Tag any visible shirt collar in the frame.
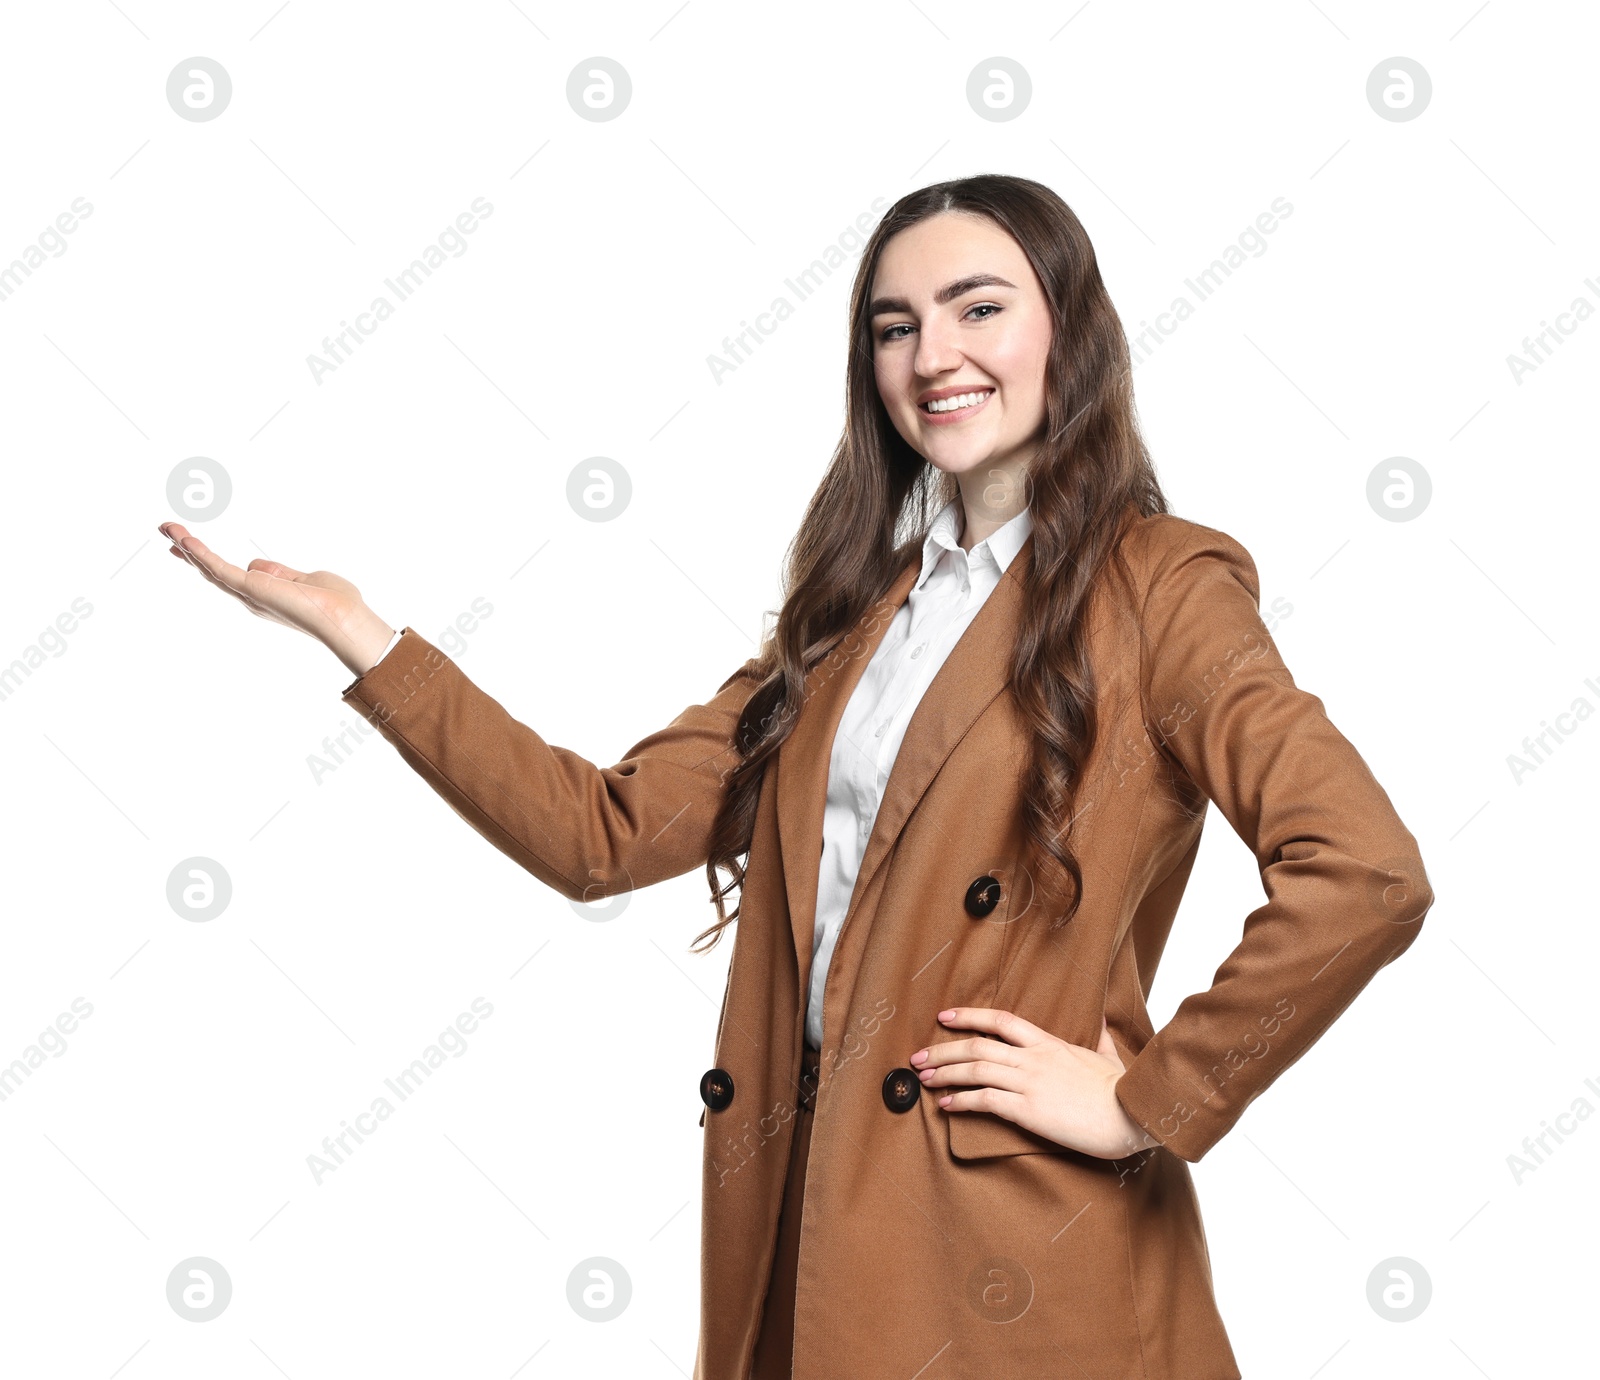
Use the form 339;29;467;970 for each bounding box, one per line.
916;498;1033;590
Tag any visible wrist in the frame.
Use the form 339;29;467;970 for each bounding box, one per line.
1107;1075;1162;1156
340;606;398;679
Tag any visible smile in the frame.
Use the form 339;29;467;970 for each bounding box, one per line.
918;388;994;423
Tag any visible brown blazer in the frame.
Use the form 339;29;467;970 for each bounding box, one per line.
341;510;1433;1380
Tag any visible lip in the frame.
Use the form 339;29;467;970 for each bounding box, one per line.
917;385;994;425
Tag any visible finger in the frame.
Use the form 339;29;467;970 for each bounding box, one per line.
171;528;244;589
175;533;279;605
247;557;308;580
915;1035;1014;1068
918;1058;1028;1094
176;541;274;617
937;1007;1044;1046
936;1086;1031;1118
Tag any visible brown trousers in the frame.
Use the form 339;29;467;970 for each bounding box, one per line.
748;1044;822;1379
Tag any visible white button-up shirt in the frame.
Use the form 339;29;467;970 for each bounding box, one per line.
806;497;1033;1048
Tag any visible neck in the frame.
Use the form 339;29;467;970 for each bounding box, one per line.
955;458;1030;552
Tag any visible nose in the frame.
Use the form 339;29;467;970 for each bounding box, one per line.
912;315;964;381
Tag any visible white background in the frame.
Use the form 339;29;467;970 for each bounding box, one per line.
0;1;1593;1375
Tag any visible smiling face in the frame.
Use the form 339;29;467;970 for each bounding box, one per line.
870;210;1053;518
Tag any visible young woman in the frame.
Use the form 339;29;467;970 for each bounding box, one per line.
159;174;1432;1380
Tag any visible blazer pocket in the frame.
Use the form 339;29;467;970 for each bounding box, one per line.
946;1106;1067;1160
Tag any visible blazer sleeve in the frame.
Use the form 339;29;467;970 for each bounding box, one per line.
1111;519;1434;1162
340;628;766;900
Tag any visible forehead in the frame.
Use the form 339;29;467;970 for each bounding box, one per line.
870;211;1032;297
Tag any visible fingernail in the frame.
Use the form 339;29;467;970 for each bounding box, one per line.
937;1010;955;1021
910;1049;927;1065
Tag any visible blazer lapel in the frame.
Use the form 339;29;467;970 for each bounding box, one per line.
776;533;1033;999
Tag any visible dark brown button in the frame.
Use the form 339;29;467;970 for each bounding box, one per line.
883;1067;921;1113
965;875;1002;918
700;1067;734;1111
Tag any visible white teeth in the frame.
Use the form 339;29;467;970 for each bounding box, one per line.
923;389;991;413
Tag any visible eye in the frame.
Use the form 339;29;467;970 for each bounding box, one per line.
877;302;1002;343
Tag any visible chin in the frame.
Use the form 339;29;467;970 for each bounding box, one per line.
923;447;999;476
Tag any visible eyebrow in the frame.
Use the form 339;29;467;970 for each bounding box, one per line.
868;273;1018;317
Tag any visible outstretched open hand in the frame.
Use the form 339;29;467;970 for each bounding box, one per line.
911;1007;1161;1160
158;521;393;677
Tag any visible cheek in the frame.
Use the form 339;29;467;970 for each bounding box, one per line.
992;323;1051;405
873;352;899;396
874;357;910;415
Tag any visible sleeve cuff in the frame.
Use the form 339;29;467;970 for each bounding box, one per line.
341;625;407;697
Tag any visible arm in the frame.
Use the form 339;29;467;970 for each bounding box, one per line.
341;628;766;900
1111;519;1434;1162
151;522;762;897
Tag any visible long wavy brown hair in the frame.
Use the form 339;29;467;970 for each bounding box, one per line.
691;173;1169;953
